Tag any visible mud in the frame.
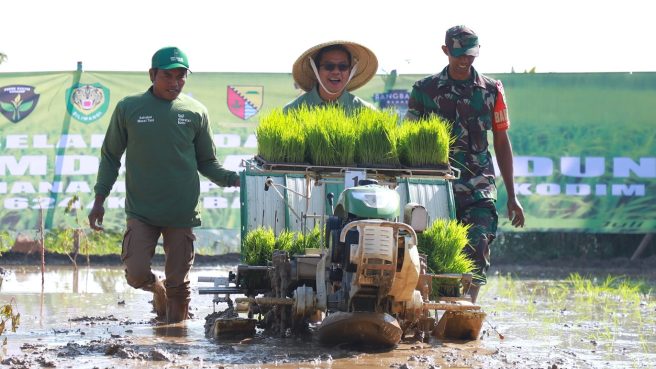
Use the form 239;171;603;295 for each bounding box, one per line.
0;258;654;369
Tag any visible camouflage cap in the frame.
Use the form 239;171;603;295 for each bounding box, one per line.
445;25;480;57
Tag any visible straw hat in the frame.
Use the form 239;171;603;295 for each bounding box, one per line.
292;40;378;92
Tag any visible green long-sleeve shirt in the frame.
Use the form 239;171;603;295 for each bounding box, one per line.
94;88;238;227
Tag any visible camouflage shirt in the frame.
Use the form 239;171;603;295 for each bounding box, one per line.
406;66;510;207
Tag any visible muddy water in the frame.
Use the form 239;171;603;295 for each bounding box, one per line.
0;265;654;369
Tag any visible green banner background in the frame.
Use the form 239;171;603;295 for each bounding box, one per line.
1;71;654;237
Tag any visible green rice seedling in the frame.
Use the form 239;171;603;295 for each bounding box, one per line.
354;108;400;167
301;106;357;166
398;116;452;167
290;226;322;255
242;227;276;265
275;229;295;253
418;218;474;274
418;219;475;297
256;108;306;163
566;273;648;304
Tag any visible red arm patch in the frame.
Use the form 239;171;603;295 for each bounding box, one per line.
493;80;510;131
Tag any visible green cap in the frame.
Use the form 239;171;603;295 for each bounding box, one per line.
445;25;480;57
151;46;189;70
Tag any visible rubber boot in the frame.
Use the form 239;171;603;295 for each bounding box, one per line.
145;279;167;320
166;298;190;323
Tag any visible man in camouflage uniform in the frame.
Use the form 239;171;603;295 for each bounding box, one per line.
405;25;525;303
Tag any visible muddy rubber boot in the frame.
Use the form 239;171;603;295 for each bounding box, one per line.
145;279;167;320
166;298;190;323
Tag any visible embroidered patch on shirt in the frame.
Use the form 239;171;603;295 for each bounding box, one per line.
493;81;510;131
136;115;155;123
177;113;191;125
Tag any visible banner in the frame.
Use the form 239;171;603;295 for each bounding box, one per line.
1;71;654;235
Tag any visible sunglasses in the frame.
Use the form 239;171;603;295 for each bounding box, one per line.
320;63;350;72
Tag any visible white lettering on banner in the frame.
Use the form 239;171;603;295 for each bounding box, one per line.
515;183;645;197
565;184;592;196
58;135;87;148
39;182;64;193
91;134;105;148
595;184;607;196
5;197;28;209
222;155;251;172
561;157;605;177
243;134;257;148
32;197;55;209
107;197;125;209
613;157;656;178
511;156;656;178
6;135;29;148
33;135;54;148
56;155;99;175
213;134;240;148
536;183;561;195
204;197;228;209
200;181;241;193
203;196;241;209
57;197;79;208
514;156;553;177
612;184;645;196
11;182;36;194
65;181;91;193
1;193;240;209
3;133;259;149
111;181;126;193
0;155;47;175
200;181;220;193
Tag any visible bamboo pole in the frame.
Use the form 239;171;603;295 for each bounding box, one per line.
631;234;653;261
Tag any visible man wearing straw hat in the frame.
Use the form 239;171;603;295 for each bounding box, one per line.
406;25;525;303
283;41;378;114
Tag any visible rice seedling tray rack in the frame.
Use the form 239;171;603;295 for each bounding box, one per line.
250;155;458;180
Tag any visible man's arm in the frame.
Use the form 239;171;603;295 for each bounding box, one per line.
404;84;427;121
195;112;240;187
88;194;107;231
492;130;525;228
89;104;127;231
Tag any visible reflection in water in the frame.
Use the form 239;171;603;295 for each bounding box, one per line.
152;322;190;338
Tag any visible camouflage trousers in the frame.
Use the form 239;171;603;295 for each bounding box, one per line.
456;199;498;285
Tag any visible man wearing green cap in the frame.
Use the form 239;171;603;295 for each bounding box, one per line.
406;26;525;303
89;46;240;323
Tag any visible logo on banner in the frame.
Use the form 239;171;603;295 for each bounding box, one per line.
227;85;263;120
65;83;110;124
373;89;410;117
0;85;40;123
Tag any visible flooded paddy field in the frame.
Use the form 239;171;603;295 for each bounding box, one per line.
0;258;654;369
